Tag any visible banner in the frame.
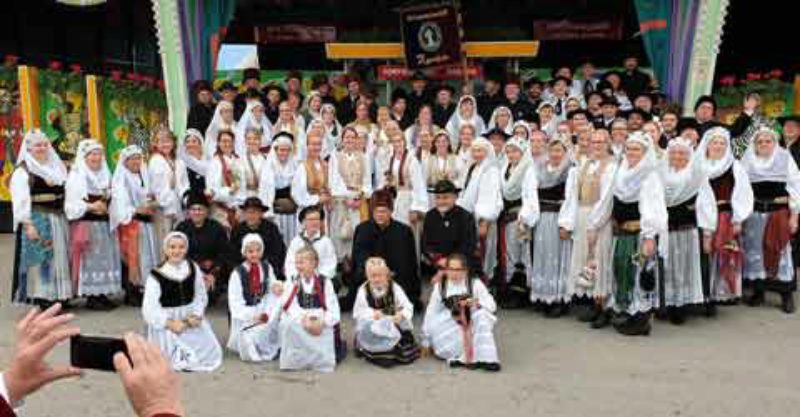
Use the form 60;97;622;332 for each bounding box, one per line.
255;25;337;44
400;5;462;69
634;0;673;90
0;62;23;202
37;64;88;161
376;64;482;81
533;18;623;41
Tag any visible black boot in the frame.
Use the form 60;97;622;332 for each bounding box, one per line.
747;281;766;307
545;302;565;318
590;310;611;329
781;292;796;314
668;306;686;325
704;302;717;317
615;313;651;336
578;303;601;322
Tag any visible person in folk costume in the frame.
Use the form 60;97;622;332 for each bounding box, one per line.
558;129;618;328
379;130;428;227
496;136;533;308
456;136;503;281
235;100;273;156
609;118;629;160
179;129;209;195
10;130;71;307
277;246;344;372
291;129;331;224
537;101;558;139
301;90;324;126
142;231;222;372
421;180;480;278
485;126;511;167
695;127;753;311
110;145;159;306
204;100;237;158
227;233;285;362
487;106;515;137
528;129;549;167
424;130;464;206
64;139;121;310
405;104;437;150
777;115;800;279
511;120;531;143
353;257;420;367
421;253;500;372
412;126;435;169
658;137;717;324
148;128;189;247
372;119;401;190
318;103;342;159
285;205;337;281
455;124;476;170
241;127;268;199
446;95;486;149
519;138;573;317
329;125;373;269
608;132;668;336
260;132;298;248
229;196;287;282
175;192;231;302
741;127;800;314
346;101;379;148
274;101;307;161
206;129;245;231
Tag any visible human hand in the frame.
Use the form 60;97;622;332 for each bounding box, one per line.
791;214;799;235
559;227;571;241
702;234;713;254
732;223;742;236
271;282;284;296
478;221;489;239
114;333;184;417
185;315;201;328
203;274;215;291
166;320;186;334
24;223;40;241
642;238;656;257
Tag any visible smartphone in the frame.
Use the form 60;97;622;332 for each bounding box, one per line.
70;335;129;372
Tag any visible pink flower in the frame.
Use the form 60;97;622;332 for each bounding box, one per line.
49;61;63;71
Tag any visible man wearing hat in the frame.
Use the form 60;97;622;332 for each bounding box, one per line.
484;127;512;166
407;71;433;121
421;180;480;279
235;68;265;120
504;76;536;123
187;79;216;133
432;84;457;128
350;190;421;310
598;95;619;129
524;78;544;110
337;74;362;125
175;192;232;301
390;88;413;130
218;81;238;104
285;70;304;104
230;197;287;282
477;73;505;124
620;53;652;99
311;73;336;106
262;84;286;125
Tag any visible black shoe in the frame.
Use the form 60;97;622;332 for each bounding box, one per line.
704;302;718;317
781;293;796;314
590;311;611;329
577;305;600;322
668;306;686;325
480;362;501;372
545;303;565;318
448;359;466;368
32;298;53;310
615;314;651;336
86;296;115;311
747;281;766;307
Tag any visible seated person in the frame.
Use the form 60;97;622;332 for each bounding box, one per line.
353;257;420;368
142;232;222;372
227;233;284;362
230;197;287;281
285;205;337;280
421;253;500;371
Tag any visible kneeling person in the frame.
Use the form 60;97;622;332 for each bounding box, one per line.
353;257;420;367
227;233;284;362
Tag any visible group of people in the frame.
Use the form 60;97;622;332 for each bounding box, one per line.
10;57;800;374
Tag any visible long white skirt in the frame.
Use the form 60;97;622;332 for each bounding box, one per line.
502;216;529;283
566;206;614;300
227;296;282;362
355;318;403;353
661;228;705;307
14;210;71;302
329;199;363;262
478;221;498;278
273;213;297;249
528;212;572;304
425;308;499;364
146;306;222;372
742;212;794;283
279;312;336;372
75;221;122;296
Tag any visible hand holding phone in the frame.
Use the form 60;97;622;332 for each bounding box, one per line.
70;335;130;372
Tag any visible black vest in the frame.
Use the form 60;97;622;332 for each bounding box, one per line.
667;195;697;230
612;196;640;223
538;182;566;212
236;261;270;306
152;265;196;308
365;283;396;315
30;172;65;210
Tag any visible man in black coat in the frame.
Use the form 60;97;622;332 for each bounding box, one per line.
186;80;215;133
503;77;536;123
406;71;434;122
421;180;479;277
234;68;264;120
350;190;420;310
229;197;287;282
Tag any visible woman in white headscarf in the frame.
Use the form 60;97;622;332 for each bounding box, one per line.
446;95;486;147
235;100;273;156
456;136;502;281
10;130;71;306
301;91;324;126
608;132;667;336
274;101;307;161
204;100;237;157
260;132;299;248
487;106;514;137
110;145;159;306
740;127;800;314
148;128;189;247
318;103;342;159
378;129;428;228
519;137;572;316
658;137;717;325
696;127;753;309
65;139;121;309
179;129;209;195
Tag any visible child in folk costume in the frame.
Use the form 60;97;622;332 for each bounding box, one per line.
241;127;268;199
206;130;245;231
658;137;717;325
353;257;420;367
520;138;573;317
497;137;533;308
425;131;464;206
235;100;273;156
142;232;222;372
274;101;307;161
558;130;618;328
179;129;209;195
609;132;668;336
285;205;337;280
696;127;753;308
329;126;373;266
148;129;189;246
456;137;503;280
65;139;121;310
111;145;160;306
378;131;428;227
11;130;71;306
204;100;237;157
260;132;299;248
741;127;800;314
278;246;344;372
446;95;486;147
421;253;500;371
227;234;284;362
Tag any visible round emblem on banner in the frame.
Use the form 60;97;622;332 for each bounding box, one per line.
418;22;443;53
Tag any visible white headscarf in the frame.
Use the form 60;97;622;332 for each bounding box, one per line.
240;233;265;256
535;137;571;188
70;139;111;197
204;101;236;156
613;131;659;202
448;95;483;132
501;137;532;200
179;129;209;177
18;130;67;185
696;126;734;179
110;145;149;230
470;136;496;163
235;100;273;155
741;127;790;182
266;133;298;184
660;137;707;206
488;106;514;135
511;120;532;141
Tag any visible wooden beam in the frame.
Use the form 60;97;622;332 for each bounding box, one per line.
325;41;539;60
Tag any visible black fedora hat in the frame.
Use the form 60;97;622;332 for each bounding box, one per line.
239;197;269;212
428;179;461;195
